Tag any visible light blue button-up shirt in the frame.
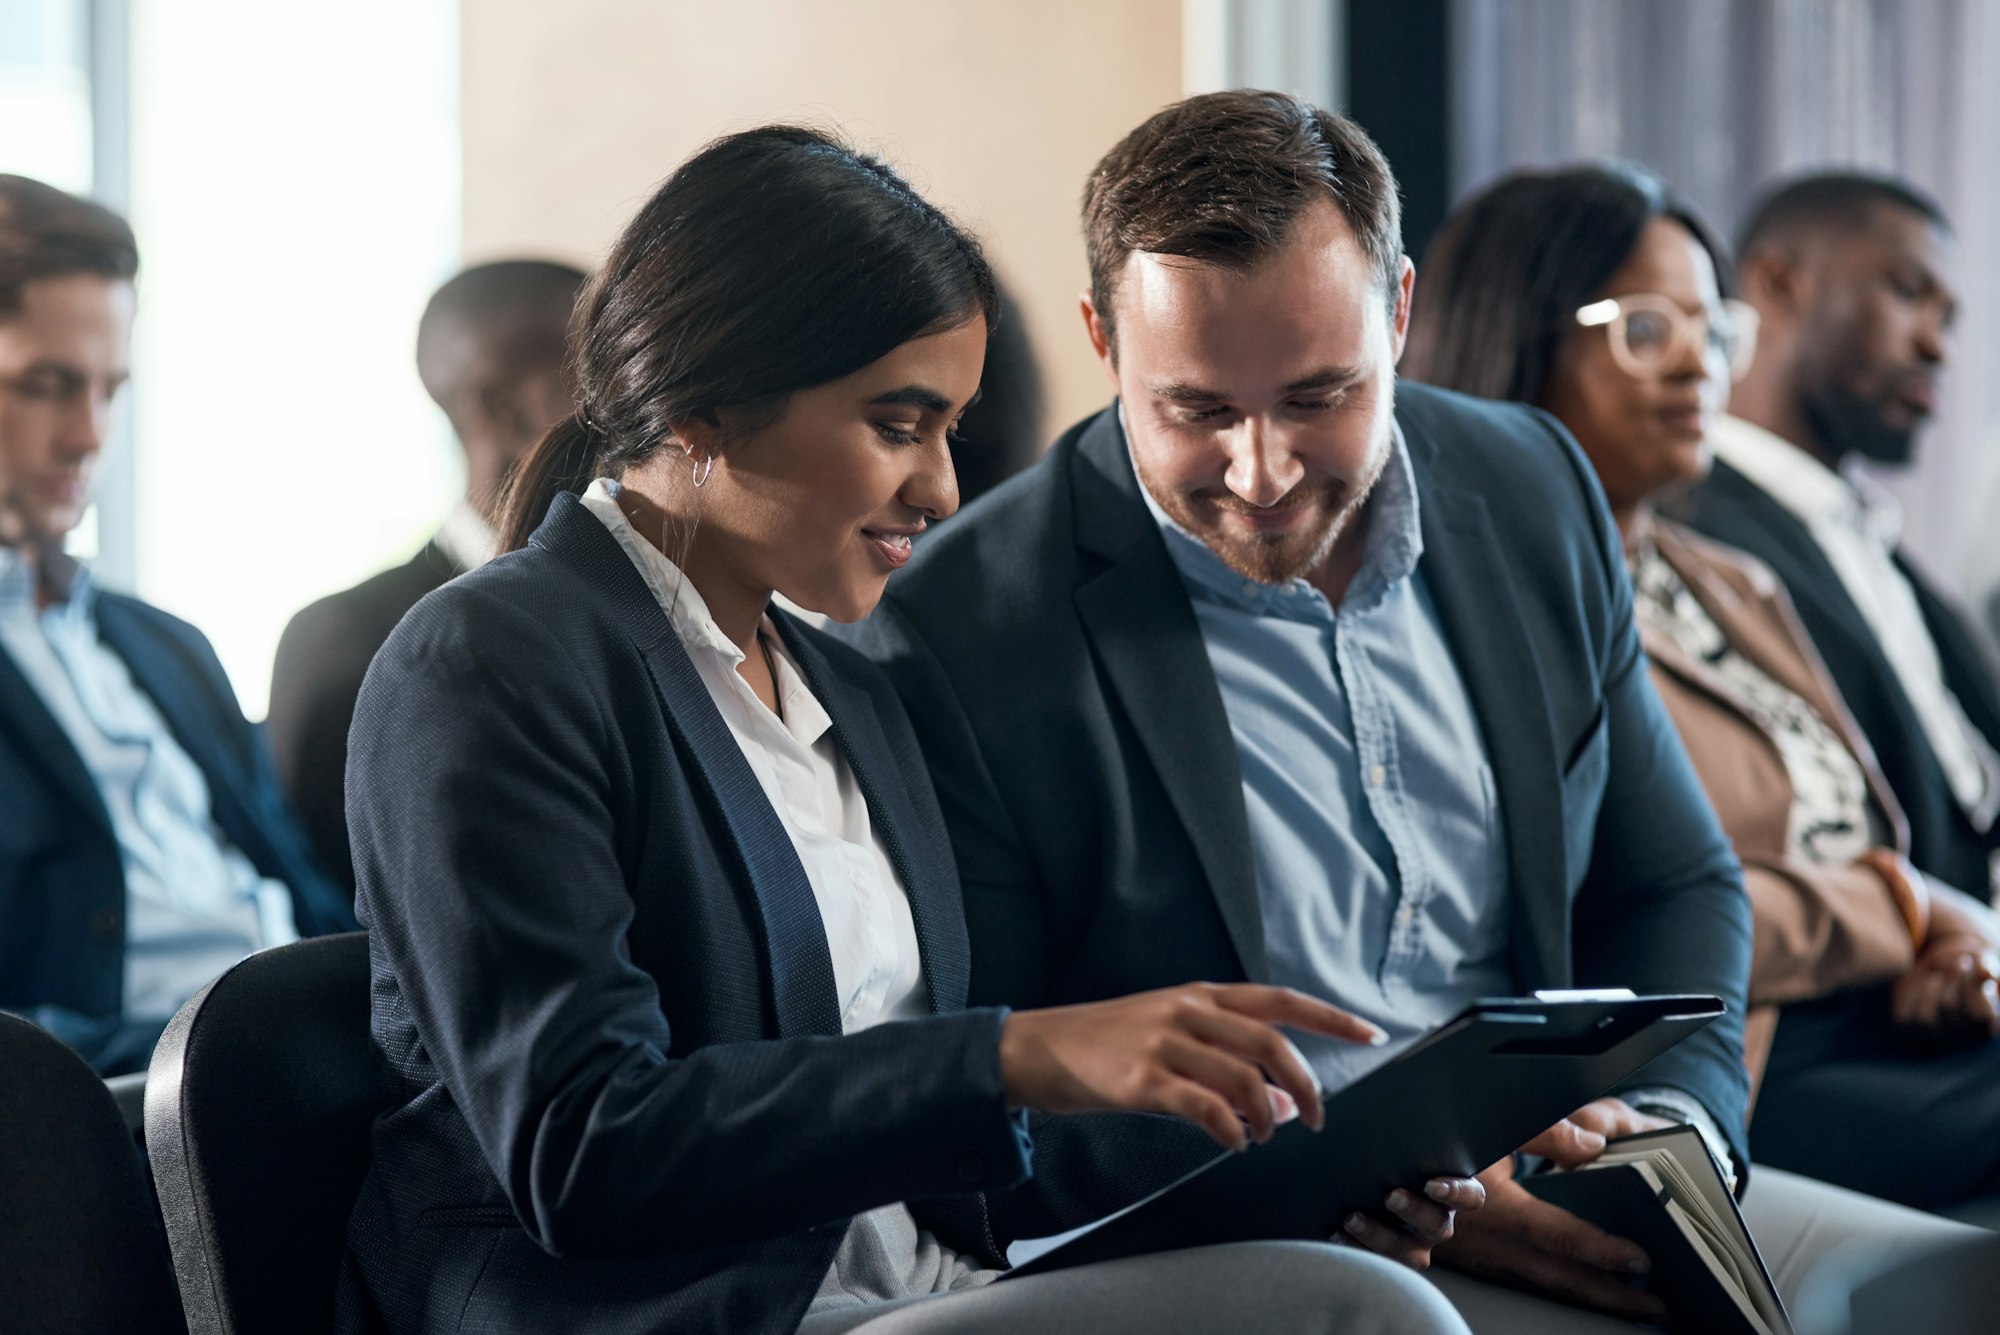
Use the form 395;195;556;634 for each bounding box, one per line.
0;549;297;1022
1133;423;1514;1094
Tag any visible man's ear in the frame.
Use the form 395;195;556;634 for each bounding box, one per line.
1739;248;1809;327
1389;256;1417;364
1079;291;1121;393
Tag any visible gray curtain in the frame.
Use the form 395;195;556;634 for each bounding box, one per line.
1449;0;2000;623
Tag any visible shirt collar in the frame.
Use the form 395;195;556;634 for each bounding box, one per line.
1709;413;1902;546
578;477;832;747
1120;401;1422;619
0;544;93;619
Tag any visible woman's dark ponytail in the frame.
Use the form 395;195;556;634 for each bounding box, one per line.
492;123;996;557
497;411;601;554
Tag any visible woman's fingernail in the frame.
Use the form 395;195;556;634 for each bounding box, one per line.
1388;1189;1412;1211
1344;1213;1369;1237
1268;1086;1300;1124
1366;1023;1391;1046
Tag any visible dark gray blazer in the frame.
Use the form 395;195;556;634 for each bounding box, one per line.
334;494;1031;1335
841;382;1754;1239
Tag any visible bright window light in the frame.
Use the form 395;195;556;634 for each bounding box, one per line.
126;0;460;718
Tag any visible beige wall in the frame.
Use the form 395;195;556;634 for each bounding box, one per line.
462;0;1186;442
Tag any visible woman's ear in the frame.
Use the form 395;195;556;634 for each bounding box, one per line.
667;415;721;467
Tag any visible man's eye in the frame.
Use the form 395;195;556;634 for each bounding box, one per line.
1180;405;1230;423
1290;396;1340;413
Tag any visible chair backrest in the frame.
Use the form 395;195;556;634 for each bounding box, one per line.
0;1012;187;1335
146;932;393;1335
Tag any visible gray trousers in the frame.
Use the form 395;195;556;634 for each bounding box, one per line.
799;1168;1981;1334
796;1240;1472;1334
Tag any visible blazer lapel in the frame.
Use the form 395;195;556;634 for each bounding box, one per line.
92;601;276;869
0;644;114;840
1070;411;1268;981
774;615;968;1013
1403;416;1568;987
535;496;842;1038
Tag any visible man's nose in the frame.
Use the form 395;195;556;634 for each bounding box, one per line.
57;393;113;458
1222;418;1303;508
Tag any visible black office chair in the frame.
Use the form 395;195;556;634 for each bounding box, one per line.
0;1012;187;1335
146;933;393;1335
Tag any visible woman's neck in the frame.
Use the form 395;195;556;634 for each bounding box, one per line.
613;472;769;660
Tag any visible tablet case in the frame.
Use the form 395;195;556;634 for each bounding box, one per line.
1007;993;1724;1278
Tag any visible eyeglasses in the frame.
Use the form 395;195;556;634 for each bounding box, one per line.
1574;293;1760;383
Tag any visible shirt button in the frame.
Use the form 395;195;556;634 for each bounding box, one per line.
1369;764;1387;787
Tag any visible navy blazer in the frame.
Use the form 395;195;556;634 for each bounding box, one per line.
0;587;353;1076
841;384;1754;1240
1670;459;2000;901
335;494;1033;1335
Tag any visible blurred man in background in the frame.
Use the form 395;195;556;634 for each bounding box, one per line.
1672;174;2000;907
266;259;584;890
0;174;351;1074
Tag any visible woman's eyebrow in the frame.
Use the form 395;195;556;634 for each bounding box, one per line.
869;385;953;412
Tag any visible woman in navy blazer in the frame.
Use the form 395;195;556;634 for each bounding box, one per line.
333;127;1477;1335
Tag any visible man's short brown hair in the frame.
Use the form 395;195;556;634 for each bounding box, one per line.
1083;90;1403;351
0;174;139;318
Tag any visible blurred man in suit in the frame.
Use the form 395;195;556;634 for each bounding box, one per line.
0;175;352;1074
846;95;1975;1330
1671;175;1999;905
267;260;584;890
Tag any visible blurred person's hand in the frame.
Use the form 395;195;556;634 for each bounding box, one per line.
1893;884;2000;1045
1433;1098;1670;1321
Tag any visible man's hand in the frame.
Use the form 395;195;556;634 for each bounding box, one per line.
1895;887;2000;1045
1338;1174;1486;1272
1433;1099;1670;1320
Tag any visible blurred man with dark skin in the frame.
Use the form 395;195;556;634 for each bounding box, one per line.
0;175;351;1074
1670;173;2000;1203
267;260;584;891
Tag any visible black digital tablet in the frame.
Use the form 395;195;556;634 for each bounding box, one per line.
1005;990;1725;1278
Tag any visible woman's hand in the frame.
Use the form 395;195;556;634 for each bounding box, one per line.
1895;886;2000;1045
998;982;1383;1151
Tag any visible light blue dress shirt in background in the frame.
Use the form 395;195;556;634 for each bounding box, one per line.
1133;423;1514;1094
0;549;296;1023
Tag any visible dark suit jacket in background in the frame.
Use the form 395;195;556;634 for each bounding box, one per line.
336;495;1033;1335
268;539;464;894
1670;459;2000;900
0;590;354;1075
841;383;1753;1242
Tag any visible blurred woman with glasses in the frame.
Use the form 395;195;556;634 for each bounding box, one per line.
1403;162;2000;1213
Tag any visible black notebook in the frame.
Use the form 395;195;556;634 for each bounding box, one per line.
1006;991;1724;1278
1524;1125;1793;1335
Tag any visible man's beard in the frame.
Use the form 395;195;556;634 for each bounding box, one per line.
1148;435;1392;585
1799;372;1919;469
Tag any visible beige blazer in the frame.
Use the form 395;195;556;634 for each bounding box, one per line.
1639;517;1916;1098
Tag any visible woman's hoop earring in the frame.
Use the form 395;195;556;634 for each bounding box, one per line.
691;453;713;488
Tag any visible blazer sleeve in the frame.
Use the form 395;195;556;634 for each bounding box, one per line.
349;589;1031;1263
1550;437;1754;1164
265;599;366;896
1742;857;1915;1006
